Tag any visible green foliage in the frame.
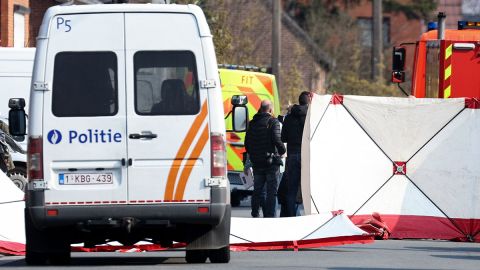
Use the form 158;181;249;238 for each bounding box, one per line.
170;0;255;64
277;40;306;107
301;0;436;97
384;0;437;21
328;71;403;97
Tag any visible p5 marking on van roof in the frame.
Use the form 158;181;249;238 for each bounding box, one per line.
13;4;248;265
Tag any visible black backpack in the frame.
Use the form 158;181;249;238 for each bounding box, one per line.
246;115;278;167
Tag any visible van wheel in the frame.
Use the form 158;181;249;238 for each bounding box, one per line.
25;210;48;265
25;210;71;265
49;252;71;265
46;234;71;265
185;250;208;263
8;167;27;192
231;191;241;207
209;246;230;263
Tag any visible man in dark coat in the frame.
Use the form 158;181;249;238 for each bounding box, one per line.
281;91;312;217
245;100;286;218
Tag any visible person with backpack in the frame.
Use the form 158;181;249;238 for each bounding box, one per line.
281;91;312;217
245;100;286;218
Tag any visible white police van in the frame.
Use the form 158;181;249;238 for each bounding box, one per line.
8;4;248;265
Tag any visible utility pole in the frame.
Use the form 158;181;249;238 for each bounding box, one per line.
372;0;383;81
272;0;281;91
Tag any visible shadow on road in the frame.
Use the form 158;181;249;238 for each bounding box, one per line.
431;255;480;260
405;246;480;253
2;256;188;267
328;268;439;270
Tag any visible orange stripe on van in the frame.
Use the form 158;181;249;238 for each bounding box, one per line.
164;101;207;200
256;74;273;96
174;124;210;200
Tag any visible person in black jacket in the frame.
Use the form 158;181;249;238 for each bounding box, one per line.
281;91;312;217
245;100;286;218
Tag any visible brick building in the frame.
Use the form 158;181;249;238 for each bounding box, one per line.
1;0;119;47
346;0;425;81
212;0;331;106
0;0;30;47
343;0;476;80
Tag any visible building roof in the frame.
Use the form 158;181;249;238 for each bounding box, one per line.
265;0;332;71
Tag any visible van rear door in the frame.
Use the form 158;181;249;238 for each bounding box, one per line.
42;13;128;205
125;13;211;203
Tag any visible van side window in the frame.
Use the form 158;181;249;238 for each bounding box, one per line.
52;52;118;117
134;51;200;115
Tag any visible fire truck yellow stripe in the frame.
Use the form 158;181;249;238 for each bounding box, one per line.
445;65;452;80
445;44;453;59
444;85;451;99
174;124;209;200
165;101;207;200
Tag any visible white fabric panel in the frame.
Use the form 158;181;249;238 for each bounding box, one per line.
305;99;392;214
0;172;23;203
0;172;25;243
230;213;366;244
0;202;25;243
307;213;366;239
302;94;331;214
304;94;479;222
343;96;464;161
409;109;480;219
355;175;445;217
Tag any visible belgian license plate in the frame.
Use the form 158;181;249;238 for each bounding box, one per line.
59;173;113;185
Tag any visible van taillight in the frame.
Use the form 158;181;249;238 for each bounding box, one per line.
211;133;226;178
27;136;43;181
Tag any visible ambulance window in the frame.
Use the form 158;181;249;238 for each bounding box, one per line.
52;52;118;117
134;51;200;115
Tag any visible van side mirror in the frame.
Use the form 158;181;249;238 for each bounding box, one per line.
391;46;406;83
230;95;248;132
232;106;248;132
8;98;26;136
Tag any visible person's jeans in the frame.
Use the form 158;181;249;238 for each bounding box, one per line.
251;165;280;218
285;153;301;217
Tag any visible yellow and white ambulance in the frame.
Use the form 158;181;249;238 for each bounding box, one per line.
219;66;280;206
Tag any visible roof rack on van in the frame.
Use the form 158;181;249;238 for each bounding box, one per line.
218;64;272;74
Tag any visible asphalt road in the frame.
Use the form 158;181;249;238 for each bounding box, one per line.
1;239;479;270
1;203;479;270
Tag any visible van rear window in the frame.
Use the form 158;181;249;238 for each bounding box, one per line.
134;51;200;115
52;52;118;117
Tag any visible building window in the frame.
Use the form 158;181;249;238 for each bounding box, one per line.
357;17;390;48
13;5;30;48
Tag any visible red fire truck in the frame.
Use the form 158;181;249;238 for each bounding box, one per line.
392;13;480;99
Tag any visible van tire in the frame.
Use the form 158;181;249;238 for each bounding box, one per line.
25;210;48;265
8;166;27;192
25;210;71;265
185;250;208;263
208;246;230;263
231;191;241;207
